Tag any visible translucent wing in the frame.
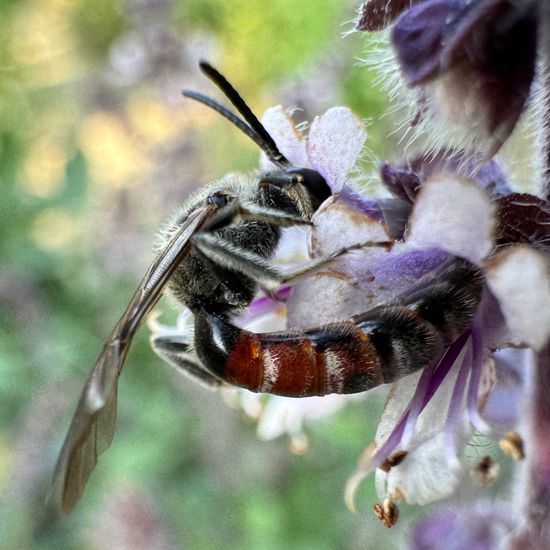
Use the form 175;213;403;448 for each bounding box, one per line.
50;204;216;515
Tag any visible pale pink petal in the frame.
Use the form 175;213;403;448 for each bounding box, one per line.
260;106;308;170
287;197;392;327
484;245;550;351
307;107;366;192
408;175;496;264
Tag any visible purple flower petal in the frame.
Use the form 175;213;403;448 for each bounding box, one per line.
370;247;448;291
237;286;292;327
380;161;421;202
410;504;513;549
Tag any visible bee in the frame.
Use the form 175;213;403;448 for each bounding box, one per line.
51;62;483;515
50;62;386;514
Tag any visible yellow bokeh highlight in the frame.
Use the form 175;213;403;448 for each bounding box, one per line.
79;111;151;189
31;207;79;251
0;434;11;491
21;138;67;198
127;96;184;146
9;0;84;87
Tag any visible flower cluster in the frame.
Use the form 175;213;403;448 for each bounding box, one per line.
150;0;550;545
353;0;550;545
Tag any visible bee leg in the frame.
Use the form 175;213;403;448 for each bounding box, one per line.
193;232;394;293
191;232;283;287
237;203;313;227
150;334;224;389
277;239;394;285
202;198;310;232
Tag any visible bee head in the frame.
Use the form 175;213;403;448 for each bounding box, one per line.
284;167;331;210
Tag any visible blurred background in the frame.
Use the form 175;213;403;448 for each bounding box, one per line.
0;0;417;548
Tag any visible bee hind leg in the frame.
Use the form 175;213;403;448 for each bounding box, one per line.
150;334;224;389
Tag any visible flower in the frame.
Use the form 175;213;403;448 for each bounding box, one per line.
341;161;550;514
354;7;550;540
149;91;550;534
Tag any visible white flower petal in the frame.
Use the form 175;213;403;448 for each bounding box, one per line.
408;176;496;264
373;344;471;505
484;245;550;350
373;371;422;450
310;195;391;256
381;434;463;505
255;394;352;440
307;107;366;192
260;106;308;169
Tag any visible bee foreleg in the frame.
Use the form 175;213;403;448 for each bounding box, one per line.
201;198;310;232
236;203;312;228
191;232;283;286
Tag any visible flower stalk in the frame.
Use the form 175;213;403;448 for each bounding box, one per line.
511;343;550;548
540;0;550;202
511;4;550;545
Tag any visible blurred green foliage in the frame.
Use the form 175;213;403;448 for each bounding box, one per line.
0;1;408;548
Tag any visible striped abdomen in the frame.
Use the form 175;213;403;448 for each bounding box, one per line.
194;261;483;397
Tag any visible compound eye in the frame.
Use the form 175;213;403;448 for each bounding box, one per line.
289;168;331;208
207;190;231;209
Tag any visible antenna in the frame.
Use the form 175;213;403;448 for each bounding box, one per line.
182;62;290;167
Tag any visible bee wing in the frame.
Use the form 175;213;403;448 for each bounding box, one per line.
50;204;216;515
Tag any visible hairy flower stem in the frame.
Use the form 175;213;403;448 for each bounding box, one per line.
540;0;550;201
510;10;550;544
511;342;550;548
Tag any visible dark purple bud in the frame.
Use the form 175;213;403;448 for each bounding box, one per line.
339;185;412;239
391;0;465;84
356;0;420;32
496;193;550;248
381;149;511;202
380;162;421;202
392;0;537;152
